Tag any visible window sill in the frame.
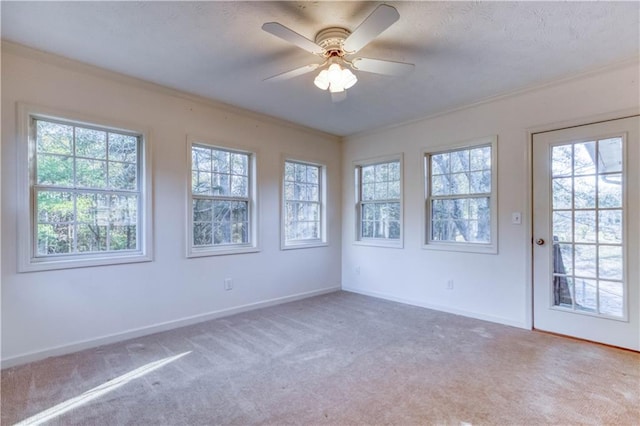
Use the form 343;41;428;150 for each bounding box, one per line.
188;245;260;258
19;252;153;273
354;239;404;249
281;241;328;251
422;242;497;254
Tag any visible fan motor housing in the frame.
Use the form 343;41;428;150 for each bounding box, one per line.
315;27;351;57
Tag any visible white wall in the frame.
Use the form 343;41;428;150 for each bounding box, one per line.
1;44;342;366
341;61;640;328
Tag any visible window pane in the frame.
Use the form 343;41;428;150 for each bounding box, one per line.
37;223;73;255
470;147;490;171
431;153;449;175
598;138;622;174
213;150;230;173
451;150;468;173
193;199;213;222
451;172;470;195
109;162;137;191
37;121;73;155
76;158;107;189
553;210;573;242
108;134;138;162
552;144;573;177
574;141;596;176
574;175;596;209
574;210;596;243
37;154;73;186
599;245;623;281
598;210;622;244
599;280;623;317
37;191;74;223
193;222;213;246
598;174;622;208
212;172;230;195
192;146;212;172
76;128;107;159
231;153;248;175
284;161;295;181
110;195;138;226
552;178;572;209
230;175;248;197
76;193;109;225
77;223;107;252
192;171;212;194
574;244;596;278
574;278;597;313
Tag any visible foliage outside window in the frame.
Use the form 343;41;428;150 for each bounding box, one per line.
355;158;402;246
19;110;151;272
189;143;256;256
425;138;497;252
283;160;325;248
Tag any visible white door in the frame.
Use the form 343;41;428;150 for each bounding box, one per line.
533;116;639;350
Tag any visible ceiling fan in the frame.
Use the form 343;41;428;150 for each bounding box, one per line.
262;4;415;103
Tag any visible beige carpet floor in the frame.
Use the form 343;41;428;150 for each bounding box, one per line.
2;291;639;425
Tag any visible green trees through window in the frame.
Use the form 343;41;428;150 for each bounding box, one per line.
34;119;140;256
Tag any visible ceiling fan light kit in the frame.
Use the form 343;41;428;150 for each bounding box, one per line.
262;4;415;103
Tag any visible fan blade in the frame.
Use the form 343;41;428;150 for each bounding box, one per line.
343;5;400;53
264;63;320;82
262;22;324;55
352;58;414;76
331;91;347;103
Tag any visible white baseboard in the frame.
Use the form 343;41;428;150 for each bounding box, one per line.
1;286;341;369
343;286;528;330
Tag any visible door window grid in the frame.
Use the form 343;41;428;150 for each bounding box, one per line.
551;137;624;318
33;118;141;257
284;161;322;243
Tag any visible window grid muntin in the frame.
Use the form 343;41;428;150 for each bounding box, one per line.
191;145;252;248
427;144;493;244
284;160;322;243
32;117;142;258
550;137;625;318
356;159;401;241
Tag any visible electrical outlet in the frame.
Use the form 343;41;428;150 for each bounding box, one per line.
224;278;233;291
446;280;454;290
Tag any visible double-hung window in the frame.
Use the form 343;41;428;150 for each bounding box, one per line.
18;105;152;271
424;136;497;253
354;156;403;247
188;141;258;256
282;159;326;248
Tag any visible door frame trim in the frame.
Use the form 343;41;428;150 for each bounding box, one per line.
524;107;640;330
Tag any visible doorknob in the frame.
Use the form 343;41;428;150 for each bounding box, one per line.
536;238;545;246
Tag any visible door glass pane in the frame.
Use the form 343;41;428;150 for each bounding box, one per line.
550;138;624;318
574;278;597;313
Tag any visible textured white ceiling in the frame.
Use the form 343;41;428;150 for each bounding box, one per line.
2;1;639;136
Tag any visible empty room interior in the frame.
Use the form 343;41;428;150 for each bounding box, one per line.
1;1;639;425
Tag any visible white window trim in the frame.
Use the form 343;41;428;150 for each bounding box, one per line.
186;135;259;258
17;103;153;272
353;154;404;249
280;155;328;250
422;135;498;254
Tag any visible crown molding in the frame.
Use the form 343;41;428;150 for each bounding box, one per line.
1;40;341;142
347;55;640;141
